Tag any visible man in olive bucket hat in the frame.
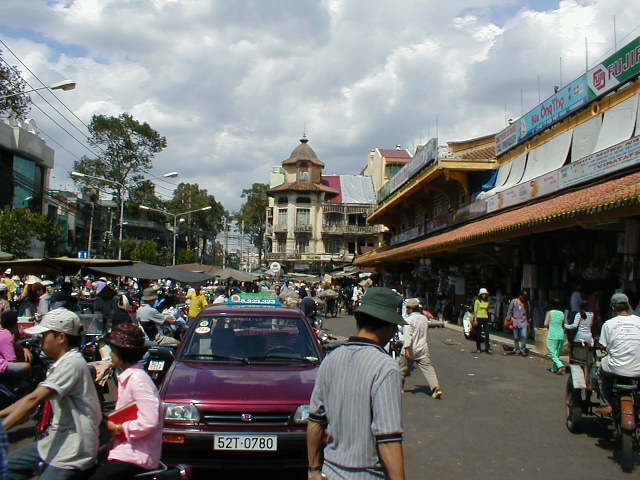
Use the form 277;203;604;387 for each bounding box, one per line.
307;287;406;480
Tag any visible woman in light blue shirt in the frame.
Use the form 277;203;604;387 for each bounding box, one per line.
544;300;566;374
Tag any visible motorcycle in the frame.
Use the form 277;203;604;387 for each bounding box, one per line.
0;336;51;410
389;331;403;359
143;345;176;387
611;376;639;472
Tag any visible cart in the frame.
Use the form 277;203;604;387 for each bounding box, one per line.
565;341;601;433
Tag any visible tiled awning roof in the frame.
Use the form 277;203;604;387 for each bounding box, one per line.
356;170;640;265
268;182;339;195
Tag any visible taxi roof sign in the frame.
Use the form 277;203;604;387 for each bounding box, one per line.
227;292;282;306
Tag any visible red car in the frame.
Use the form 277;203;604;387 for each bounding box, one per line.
160;296;323;470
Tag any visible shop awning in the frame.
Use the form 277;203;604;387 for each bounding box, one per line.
0;257;133;276
356;170;640;266
88;262;214;283
173;263;225;276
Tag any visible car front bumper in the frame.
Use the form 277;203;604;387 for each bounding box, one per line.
161;428;308;469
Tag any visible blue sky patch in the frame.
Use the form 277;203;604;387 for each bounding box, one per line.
462;0;560;26
0;24;88;59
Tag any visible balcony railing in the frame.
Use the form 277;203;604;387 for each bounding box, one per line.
294;224;312;233
266;252;355;262
273;223;288;233
322;224;379;235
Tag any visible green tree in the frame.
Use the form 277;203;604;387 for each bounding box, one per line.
167;183;226;260
177;249;196;264
70;113;167;246
131;240;161;264
0;50;30;120
0;207;62;257
237;183;268;264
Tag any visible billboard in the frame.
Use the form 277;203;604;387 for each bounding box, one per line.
495;35;640;156
377;138;438;203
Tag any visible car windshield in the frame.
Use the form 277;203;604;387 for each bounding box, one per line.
181;315;319;363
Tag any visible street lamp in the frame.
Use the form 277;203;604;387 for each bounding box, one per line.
139;204;212;265
72;170;179;260
0;79;76;100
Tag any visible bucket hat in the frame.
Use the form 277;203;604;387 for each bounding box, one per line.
25;308;82;336
355;287;406;325
106;323;146;351
478;288;488;295
405;298;420;308
141;287;157;301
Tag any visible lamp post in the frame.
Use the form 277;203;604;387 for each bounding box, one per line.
72;171;179;259
0;79;76;100
139;205;212;265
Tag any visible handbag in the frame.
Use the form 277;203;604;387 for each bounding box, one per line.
503;316;514;331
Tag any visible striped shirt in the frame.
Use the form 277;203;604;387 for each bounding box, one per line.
309;337;403;476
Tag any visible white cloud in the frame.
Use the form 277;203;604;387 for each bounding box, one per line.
0;0;637;209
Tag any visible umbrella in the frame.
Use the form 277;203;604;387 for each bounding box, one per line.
0;257;133;276
218;268;258;282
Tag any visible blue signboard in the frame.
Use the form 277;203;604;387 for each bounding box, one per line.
518;75;590;143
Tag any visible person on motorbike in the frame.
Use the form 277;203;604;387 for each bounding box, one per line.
136;288;178;347
88;323;162;480
0;284;10;314
0;311;31;375
596;292;640;414
1;308;101;479
212;286;227;305
299;288;318;325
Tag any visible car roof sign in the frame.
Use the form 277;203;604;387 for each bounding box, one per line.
227;292;282;306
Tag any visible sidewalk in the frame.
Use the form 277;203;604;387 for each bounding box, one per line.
441;321;554;359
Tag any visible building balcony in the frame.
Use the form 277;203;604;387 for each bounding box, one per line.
273;223;288;233
294;223;313;233
322;224;380;235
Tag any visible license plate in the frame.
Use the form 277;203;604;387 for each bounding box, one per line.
214;435;277;451
148;360;165;372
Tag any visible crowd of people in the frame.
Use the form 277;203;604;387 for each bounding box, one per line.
0;263;638;480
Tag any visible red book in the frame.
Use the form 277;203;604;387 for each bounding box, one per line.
108;401;138;424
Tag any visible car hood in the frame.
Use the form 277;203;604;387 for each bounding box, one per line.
162;360;318;405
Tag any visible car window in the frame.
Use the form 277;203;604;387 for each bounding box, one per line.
182;315;318;361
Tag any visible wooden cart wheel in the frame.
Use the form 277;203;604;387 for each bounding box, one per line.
566;377;583;433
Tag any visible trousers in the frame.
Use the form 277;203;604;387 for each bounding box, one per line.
399;354;439;390
546;338;564;372
7;443;83;480
474;319;490;352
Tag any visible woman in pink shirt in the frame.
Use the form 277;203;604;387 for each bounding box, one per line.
0;310;31;375
89;323;162;480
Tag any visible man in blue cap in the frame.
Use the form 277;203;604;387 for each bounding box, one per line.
307;287;406;480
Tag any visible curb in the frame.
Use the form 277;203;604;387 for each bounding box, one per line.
441;322;551;360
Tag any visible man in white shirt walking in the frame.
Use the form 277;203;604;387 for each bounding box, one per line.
399;298;443;399
596;292;640;414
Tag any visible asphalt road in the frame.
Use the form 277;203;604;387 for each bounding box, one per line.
324;314;637;480
7;313;637;479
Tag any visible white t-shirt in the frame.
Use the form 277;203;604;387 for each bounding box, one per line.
600;314;640;378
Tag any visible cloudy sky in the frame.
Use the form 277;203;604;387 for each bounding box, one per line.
0;0;637;210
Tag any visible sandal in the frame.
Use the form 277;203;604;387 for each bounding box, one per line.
431;388;443;399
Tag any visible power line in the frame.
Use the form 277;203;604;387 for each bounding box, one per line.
0;38;105;156
0;57;100;159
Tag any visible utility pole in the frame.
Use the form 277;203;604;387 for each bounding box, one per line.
240;219;245;271
87;201;95;258
223;217;229;269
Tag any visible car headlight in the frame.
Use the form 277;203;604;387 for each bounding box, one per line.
164;403;200;422
293;404;310;424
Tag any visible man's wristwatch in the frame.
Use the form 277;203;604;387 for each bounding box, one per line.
308;466;322;472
